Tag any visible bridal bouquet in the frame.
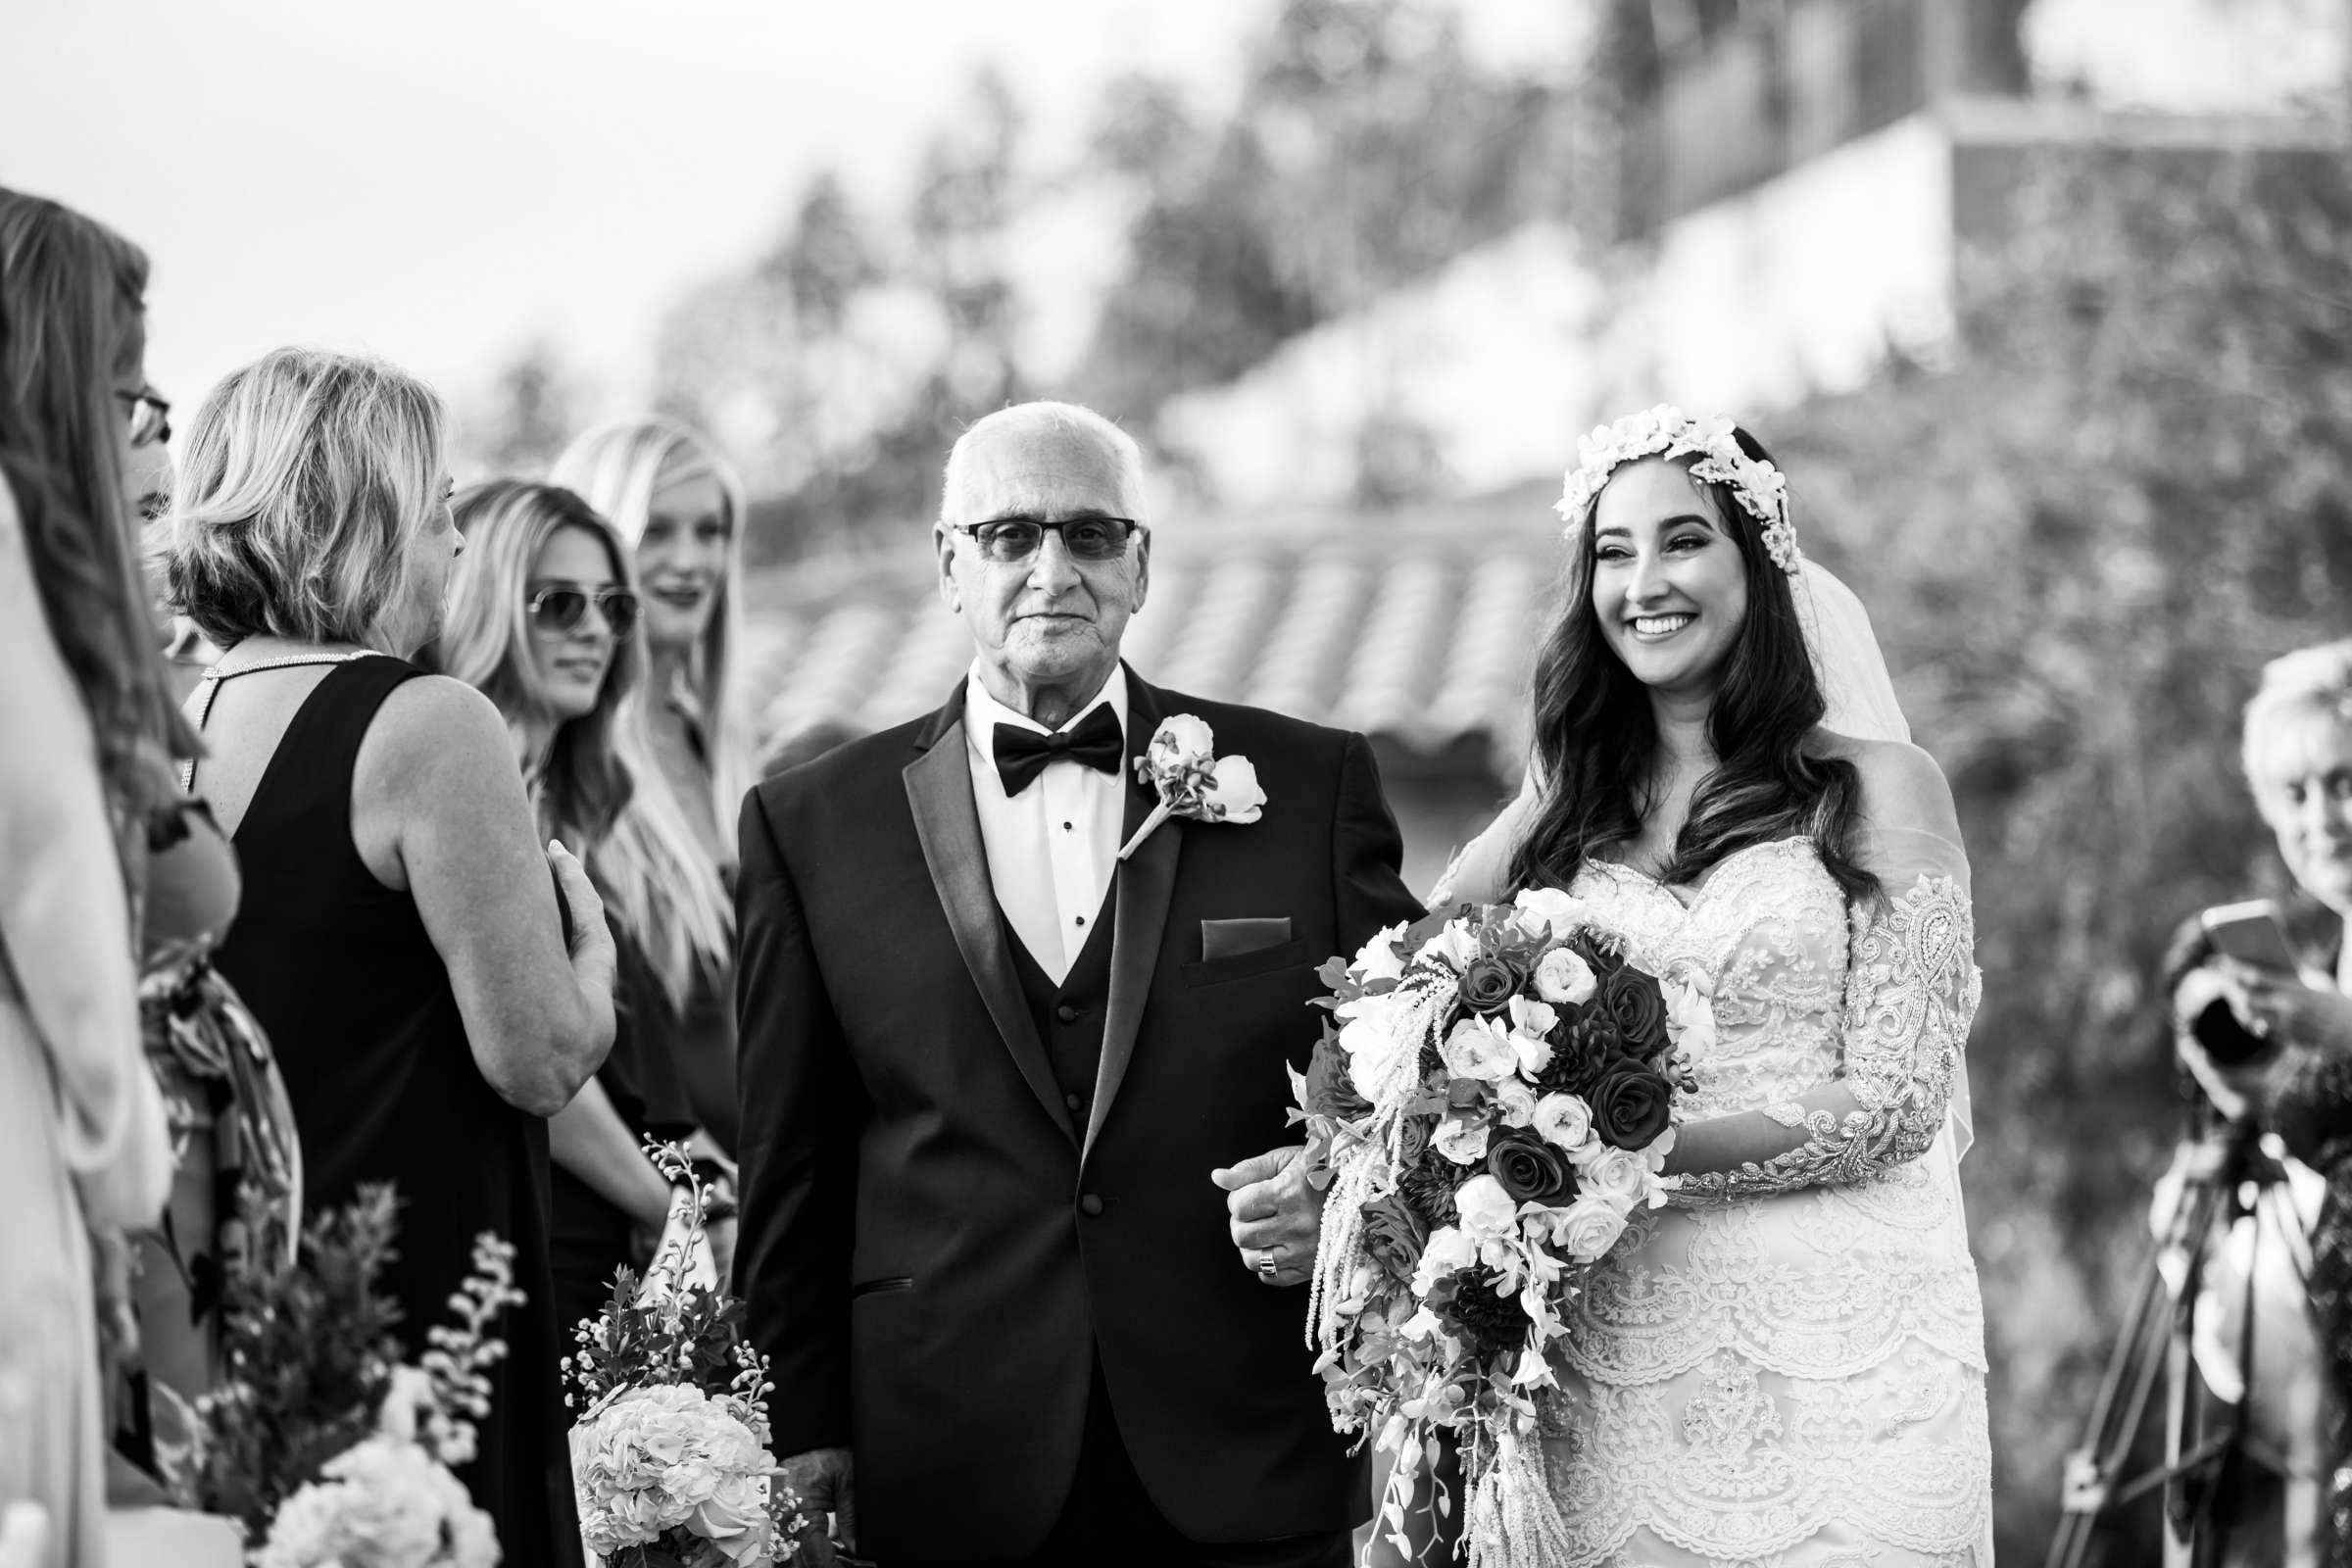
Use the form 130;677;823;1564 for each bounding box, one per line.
158;1185;511;1568
564;1143;806;1568
1296;889;1701;1568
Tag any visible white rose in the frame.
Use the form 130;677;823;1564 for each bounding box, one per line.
1453;1175;1518;1243
1554;1195;1630;1261
1432;1113;1492;1166
1201;754;1266;823
1494;1076;1538;1128
1511;887;1587;940
1534;948;1597;1006
1532;1093;1592;1151
1419;919;1480;971
1152;713;1216;765
1411;1226;1478;1296
1664;975;1716;1054
1441;1016;1517;1083
1576;1143;1648;1203
1354;922;1408;985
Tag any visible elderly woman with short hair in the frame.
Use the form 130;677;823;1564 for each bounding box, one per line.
2172;638;2352;1568
160;347;616;1568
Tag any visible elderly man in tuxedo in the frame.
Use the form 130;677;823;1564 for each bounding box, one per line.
734;401;1423;1567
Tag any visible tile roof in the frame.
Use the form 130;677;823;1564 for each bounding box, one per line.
736;491;1565;776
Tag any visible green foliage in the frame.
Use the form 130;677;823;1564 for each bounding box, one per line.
168;1186;406;1538
1775;139;2352;1556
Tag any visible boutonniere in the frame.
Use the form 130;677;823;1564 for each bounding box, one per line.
1117;714;1266;861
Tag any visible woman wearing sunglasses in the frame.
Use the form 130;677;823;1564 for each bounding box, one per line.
432;480;732;1337
550;420;749;1157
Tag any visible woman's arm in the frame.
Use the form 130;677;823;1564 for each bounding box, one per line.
1430;768;1539;909
0;484;172;1225
550;1076;676;1227
355;675;616;1115
1664;741;1978;1206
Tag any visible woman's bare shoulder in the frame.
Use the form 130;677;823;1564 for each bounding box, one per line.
361;672;516;795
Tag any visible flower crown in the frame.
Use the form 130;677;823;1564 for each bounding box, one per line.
1554;404;1799;572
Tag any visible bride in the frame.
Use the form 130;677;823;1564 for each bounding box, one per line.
1420;408;1992;1566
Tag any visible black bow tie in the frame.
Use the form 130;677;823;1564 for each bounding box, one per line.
993;704;1125;796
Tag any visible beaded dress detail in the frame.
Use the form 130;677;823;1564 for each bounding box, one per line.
1538;837;1993;1567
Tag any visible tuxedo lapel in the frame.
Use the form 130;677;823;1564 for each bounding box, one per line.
904;687;1079;1147
1086;670;1180;1162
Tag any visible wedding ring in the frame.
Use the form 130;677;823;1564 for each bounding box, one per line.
1255;1251;1279;1277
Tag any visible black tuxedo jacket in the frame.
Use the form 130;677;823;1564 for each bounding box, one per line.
733;669;1423;1560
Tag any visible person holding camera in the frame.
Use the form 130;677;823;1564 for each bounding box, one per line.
2168;639;2352;1568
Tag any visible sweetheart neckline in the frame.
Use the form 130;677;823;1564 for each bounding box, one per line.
1584;836;1819;909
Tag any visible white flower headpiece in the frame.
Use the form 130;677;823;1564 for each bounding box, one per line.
1554;404;1798;572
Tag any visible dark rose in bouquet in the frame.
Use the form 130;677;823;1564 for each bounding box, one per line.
1601;966;1672;1054
1438;1265;1532;1343
1358;1192;1430;1282
1486;1132;1578;1206
1589;1061;1676;1149
1458;955;1523;1015
1301;1030;1370;1121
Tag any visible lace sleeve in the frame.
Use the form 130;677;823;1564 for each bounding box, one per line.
1667;741;1981;1209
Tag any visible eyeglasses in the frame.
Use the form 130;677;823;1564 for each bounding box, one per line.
118;386;171;448
527;582;639;639
950;515;1141;564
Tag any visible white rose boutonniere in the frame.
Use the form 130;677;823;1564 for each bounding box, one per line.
1118;714;1264;860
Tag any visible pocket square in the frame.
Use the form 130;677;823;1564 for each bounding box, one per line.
1200;916;1293;962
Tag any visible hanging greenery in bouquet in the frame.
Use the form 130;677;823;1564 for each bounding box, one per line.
564;1142;807;1568
1295;888;1705;1568
158;1184;514;1568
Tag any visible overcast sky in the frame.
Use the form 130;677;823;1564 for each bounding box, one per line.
2;0;1307;422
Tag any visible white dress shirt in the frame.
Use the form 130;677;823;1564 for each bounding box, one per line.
963;662;1129;982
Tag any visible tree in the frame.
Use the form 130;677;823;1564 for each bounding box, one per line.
1777;140;2352;1558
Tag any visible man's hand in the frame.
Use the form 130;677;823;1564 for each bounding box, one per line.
1212;1144;1323;1288
776;1446;856;1564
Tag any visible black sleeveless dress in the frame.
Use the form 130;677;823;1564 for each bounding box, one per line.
210;655;577;1568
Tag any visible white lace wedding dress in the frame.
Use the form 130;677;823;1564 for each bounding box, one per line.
1530;835;1993;1567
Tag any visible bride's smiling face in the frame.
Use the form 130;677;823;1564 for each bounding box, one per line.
1589;458;1750;701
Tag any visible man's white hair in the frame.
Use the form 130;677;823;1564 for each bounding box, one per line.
939;401;1149;528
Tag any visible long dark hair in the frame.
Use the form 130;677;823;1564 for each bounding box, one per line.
0;188;197;839
1509;427;1878;904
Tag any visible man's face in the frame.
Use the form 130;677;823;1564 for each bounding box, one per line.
936;422;1149;703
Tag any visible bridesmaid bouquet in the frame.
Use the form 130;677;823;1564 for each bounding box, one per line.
157;1186;510;1568
563;1144;806;1568
1296;889;1701;1568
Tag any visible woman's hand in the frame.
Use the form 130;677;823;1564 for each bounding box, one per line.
548;839;617;992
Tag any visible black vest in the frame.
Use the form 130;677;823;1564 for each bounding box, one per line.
1001;886;1116;1125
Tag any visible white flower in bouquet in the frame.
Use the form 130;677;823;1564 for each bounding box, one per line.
1431;1111;1491;1166
1352;922;1409;985
1510;887;1588;941
572;1383;776;1568
1573;1143;1651;1205
1493;1075;1539;1128
1663;973;1717;1054
1418;918;1480;971
1410;1226;1478;1298
1439;1016;1517;1084
1532;1093;1593;1151
1452;1176;1518;1245
254;1436;497;1568
1550;1194;1631;1262
1533;947;1597;1005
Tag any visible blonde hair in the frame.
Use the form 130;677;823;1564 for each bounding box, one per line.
2243;639;2352;810
549;417;749;859
433;480;730;1009
163;347;445;651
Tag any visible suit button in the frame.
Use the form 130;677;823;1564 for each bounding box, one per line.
1064;1092;1084;1113
1055;1004;1079;1024
1079;1193;1104;1217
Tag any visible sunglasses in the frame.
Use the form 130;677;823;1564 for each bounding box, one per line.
950;515;1141;564
118;386;171;448
527;582;639;639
